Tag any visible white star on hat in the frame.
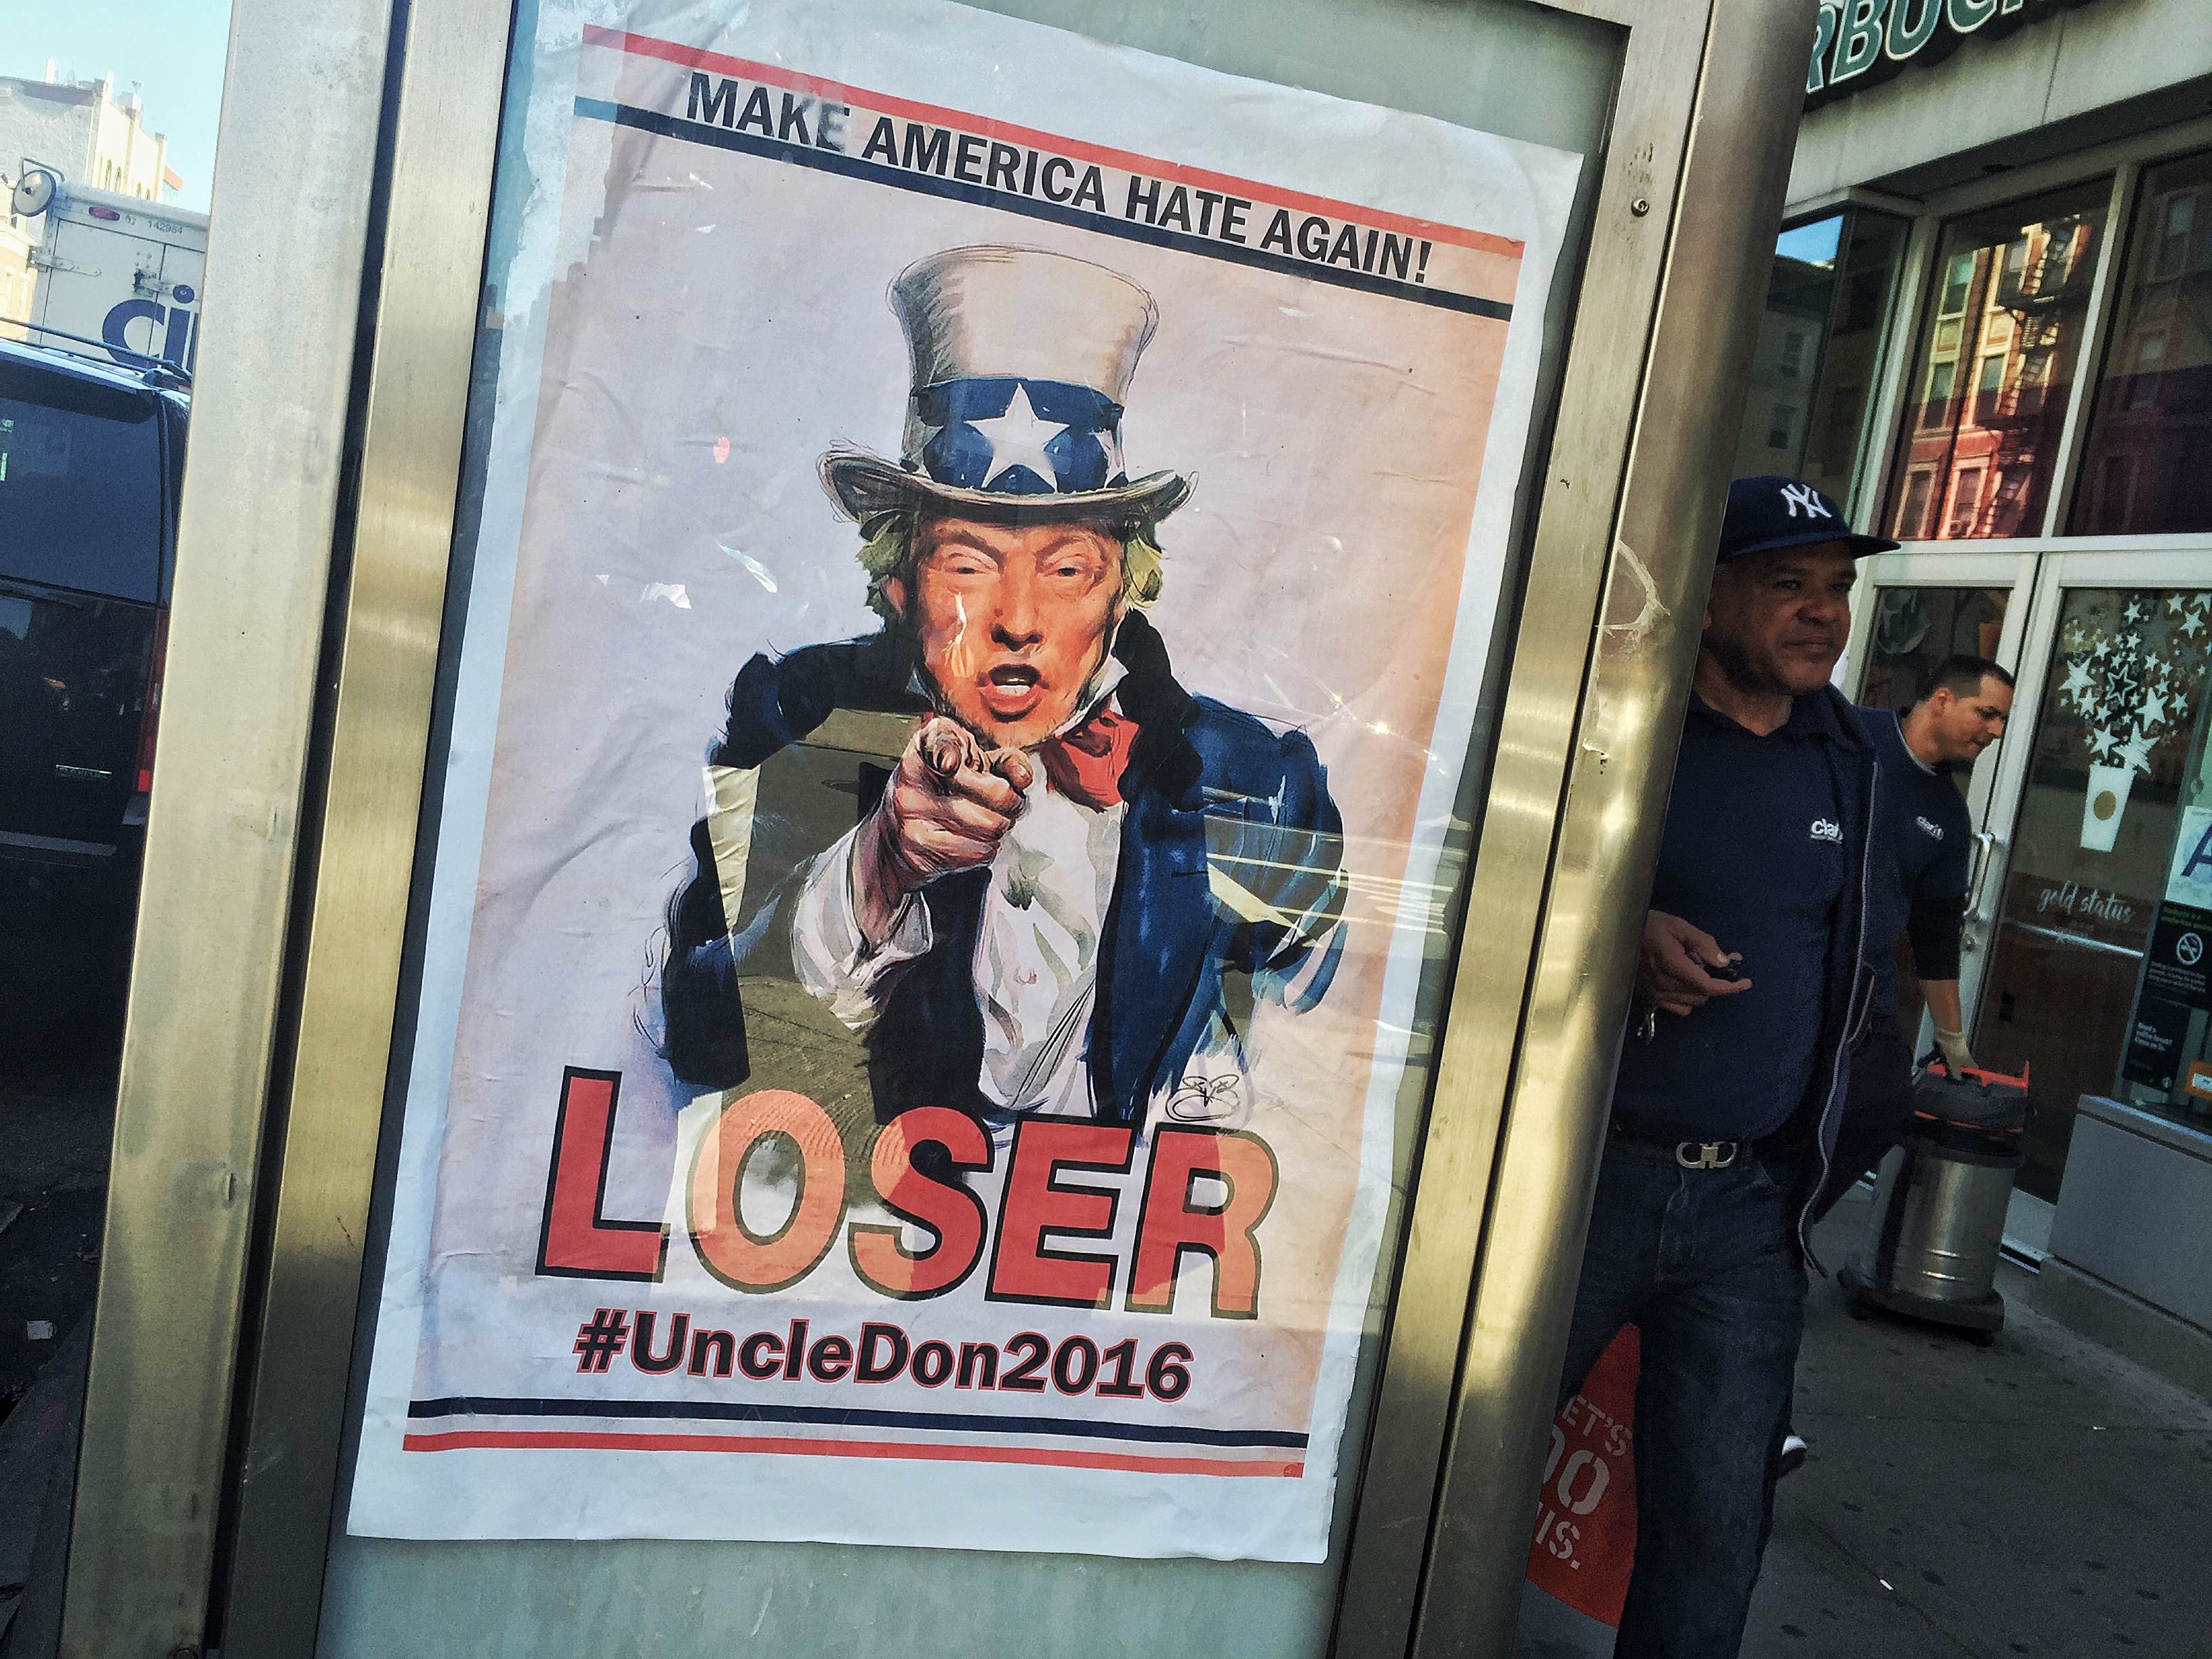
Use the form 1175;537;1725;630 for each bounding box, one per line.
969;383;1071;493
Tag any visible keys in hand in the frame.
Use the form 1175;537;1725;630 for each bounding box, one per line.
1637;910;1754;1017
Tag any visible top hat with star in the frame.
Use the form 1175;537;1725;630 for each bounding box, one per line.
820;245;1191;526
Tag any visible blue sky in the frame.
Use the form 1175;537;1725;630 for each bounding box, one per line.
1776;216;1843;268
3;0;233;211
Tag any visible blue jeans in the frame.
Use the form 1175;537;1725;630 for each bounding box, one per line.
1553;1141;1807;1659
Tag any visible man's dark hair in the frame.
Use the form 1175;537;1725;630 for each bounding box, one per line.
1914;653;2014;705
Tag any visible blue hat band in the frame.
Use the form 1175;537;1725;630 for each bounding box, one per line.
912;377;1127;497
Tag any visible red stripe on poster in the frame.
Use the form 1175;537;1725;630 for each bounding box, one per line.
581;24;1524;259
403;1427;1304;1477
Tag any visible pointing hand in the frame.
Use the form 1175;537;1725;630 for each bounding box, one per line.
851;716;1036;945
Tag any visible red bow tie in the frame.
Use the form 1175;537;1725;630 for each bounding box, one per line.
1037;704;1139;810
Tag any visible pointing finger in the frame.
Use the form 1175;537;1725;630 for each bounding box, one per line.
989;747;1036;792
916;717;985;780
948;764;1025;817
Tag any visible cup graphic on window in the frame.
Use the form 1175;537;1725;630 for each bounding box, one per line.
2080;762;2135;852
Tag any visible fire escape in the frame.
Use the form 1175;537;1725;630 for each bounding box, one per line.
1970;220;2095;537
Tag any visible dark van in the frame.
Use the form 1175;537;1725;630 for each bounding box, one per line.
0;333;187;1031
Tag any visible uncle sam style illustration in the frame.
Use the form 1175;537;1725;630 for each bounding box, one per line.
659;244;1348;1139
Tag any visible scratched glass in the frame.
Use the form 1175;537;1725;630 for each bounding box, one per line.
314;0;1621;1654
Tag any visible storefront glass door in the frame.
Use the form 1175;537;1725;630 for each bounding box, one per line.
1962;552;2212;1198
1845;549;2034;1033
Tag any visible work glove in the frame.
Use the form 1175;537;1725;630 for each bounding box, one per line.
1933;1023;1975;1076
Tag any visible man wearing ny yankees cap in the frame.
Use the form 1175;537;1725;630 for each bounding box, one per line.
1550;475;1897;1657
659;243;1346;1141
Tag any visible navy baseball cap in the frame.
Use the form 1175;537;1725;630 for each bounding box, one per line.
1717;475;1900;564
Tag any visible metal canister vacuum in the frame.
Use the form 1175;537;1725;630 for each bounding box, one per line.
1837;1056;2031;1343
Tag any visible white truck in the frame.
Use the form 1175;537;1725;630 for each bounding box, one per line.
8;168;206;375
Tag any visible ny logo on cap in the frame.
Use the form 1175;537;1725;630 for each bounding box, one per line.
1780;483;1832;519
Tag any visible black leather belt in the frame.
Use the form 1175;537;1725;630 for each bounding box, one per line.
1610;1119;1749;1170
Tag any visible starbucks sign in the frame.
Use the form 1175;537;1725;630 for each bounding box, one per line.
1807;0;2104;107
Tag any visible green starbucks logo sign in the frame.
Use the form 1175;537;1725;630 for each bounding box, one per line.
1806;0;2104;107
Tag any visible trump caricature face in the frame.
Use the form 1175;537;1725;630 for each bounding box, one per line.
888;514;1124;750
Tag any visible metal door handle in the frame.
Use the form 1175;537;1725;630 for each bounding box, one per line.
1967;829;2001;912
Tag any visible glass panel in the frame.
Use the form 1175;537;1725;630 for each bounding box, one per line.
1732;207;1908;502
1856;583;2012;1032
0;363;165;602
0;13;230;1653
2068;148;2212;535
314;1;1620;1654
1971;587;2212;1200
1858;585;2012;716
1884;180;2111;542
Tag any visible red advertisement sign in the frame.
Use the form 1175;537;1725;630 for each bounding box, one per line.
1525;1324;1637;1627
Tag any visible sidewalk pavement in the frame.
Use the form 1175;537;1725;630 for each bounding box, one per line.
1742;1185;2212;1658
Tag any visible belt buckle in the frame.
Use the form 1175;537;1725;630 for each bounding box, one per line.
1675;1139;1738;1170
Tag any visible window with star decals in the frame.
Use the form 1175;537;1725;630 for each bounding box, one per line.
1969;586;2212;1195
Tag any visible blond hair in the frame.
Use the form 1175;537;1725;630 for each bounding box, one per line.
857;510;1164;628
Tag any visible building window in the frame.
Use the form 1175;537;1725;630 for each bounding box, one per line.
2069;149;2212;535
1973;350;2007;425
1939;249;1975;317
1730;207;1908;499
2095;453;2136;524
1883;178;2110;540
1921;359;1957;430
2152;188;2198;279
1899;469;1936;539
1946;466;1985;536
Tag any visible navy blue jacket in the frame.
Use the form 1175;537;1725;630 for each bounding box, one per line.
1774;684;1881;1261
659;612;1347;1129
1627;682;1884;1263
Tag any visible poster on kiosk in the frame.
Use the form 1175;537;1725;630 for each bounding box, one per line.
349;0;1576;1561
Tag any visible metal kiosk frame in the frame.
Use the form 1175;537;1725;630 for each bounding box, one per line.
52;1;1814;1654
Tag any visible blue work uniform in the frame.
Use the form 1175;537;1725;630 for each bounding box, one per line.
1815;708;1977;1219
1555;683;1878;1658
1612;691;1856;1141
1860;708;1973;1016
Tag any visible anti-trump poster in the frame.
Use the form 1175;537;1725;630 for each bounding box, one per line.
348;0;1578;1561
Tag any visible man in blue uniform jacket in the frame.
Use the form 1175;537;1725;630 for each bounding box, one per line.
1552;476;1896;1658
1818;654;2013;1214
659;245;1345;1136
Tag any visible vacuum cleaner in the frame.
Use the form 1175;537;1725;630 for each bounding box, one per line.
1837;1055;2031;1341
